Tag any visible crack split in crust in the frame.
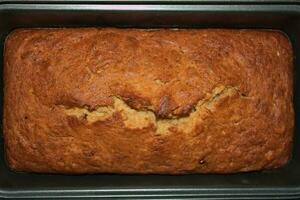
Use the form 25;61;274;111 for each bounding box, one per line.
61;85;239;134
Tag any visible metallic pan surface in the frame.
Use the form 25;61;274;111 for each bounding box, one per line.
0;2;300;199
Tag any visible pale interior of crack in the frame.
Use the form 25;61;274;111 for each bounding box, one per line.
62;85;237;134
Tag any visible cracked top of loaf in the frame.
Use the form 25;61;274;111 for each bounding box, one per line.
4;28;294;173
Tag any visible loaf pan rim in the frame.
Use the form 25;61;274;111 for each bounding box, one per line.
0;0;299;4
0;187;300;198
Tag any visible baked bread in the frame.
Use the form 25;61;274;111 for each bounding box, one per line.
4;28;294;174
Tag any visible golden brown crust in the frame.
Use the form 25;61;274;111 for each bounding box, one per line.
4;28;294;174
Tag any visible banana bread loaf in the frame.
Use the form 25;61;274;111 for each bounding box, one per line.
4;28;294;174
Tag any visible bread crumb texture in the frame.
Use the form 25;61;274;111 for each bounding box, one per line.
4;28;294;174
62;86;237;134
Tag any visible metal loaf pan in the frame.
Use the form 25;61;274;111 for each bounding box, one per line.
0;1;300;199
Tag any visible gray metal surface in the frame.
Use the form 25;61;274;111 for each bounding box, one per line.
0;0;299;3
